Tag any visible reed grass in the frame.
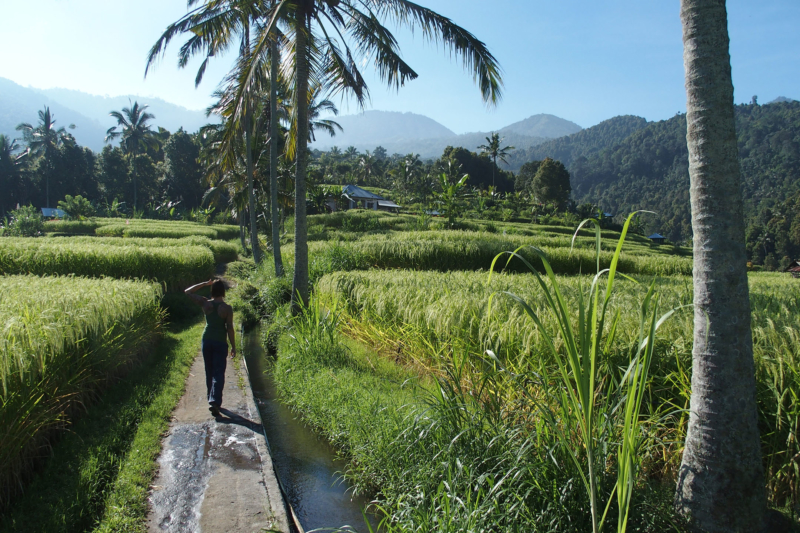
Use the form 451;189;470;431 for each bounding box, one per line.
0;275;164;505
0;240;215;290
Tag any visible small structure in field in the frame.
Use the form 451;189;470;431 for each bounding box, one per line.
648;233;666;245
785;260;800;278
41;208;66;218
330;185;402;212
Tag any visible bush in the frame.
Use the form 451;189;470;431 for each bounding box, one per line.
6;205;43;237
57;195;95;219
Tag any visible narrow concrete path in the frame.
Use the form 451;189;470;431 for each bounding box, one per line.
147;353;290;533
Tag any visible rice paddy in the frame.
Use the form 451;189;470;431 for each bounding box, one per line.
0;239;215;290
44;217;240;240
0;275;164;503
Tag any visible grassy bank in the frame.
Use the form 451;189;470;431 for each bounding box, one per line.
0;320;204;533
0;276;164;503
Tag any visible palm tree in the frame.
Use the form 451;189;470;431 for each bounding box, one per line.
674;1;766;531
246;0;503;312
146;0;265;263
15;106;75;207
344;146;359;162
105;102;159;211
477;132;514;188
0;135;27;214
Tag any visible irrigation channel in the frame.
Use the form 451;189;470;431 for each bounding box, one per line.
242;326;380;532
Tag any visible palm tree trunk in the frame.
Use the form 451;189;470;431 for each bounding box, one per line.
675;1;766;530
245;105;262;264
132;147;138;212
239;211;247;252
492;156;496;189
270;24;284;277
291;6;310;314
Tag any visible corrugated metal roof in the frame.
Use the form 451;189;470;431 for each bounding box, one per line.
378;200;401;208
648;233;665;239
342;185;384;200
41;208;66;218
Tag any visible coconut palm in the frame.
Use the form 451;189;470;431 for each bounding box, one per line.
146;0;266;263
674;1;766;531
105;102;160;211
344;146;359;162
242;0;503;311
477;132;514;188
15;107;75;207
0;135;27;214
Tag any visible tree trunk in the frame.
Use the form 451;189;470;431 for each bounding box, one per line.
132;147;138;212
290;6;309;314
245;105;262;264
675;1;766;531
270;23;284;277
239;211;247;252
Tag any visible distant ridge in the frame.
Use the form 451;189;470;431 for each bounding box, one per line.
768;96;797;104
0;77;215;152
500;114;582;139
312;110;581;158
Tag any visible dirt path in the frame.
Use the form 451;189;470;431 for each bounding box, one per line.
147;352;290;533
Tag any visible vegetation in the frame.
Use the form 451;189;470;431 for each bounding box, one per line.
42;235;239;263
0;319;204;533
0;239;214;290
0;275;164;505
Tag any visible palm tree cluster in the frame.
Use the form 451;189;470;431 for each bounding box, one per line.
147;0;503;308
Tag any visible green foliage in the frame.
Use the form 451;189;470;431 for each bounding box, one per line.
0;276;164;504
1;321;203;533
57;194;95;219
42;235;238;263
6;205;43;237
531;157;571;210
42;219;99;235
0;239;215;290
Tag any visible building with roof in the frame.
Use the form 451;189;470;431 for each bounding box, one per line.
785;260;800;278
327;185;402;213
648;233;666;245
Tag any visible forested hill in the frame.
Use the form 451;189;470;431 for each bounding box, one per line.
565;101;800;243
505;115;648;170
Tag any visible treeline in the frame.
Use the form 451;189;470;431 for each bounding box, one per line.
0;107;206;217
310;144;516;195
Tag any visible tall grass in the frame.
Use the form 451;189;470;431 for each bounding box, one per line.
42;235;238;263
319;269;800;508
0;240;215;290
0;275;164;504
288;231;692;276
93;219;239;240
42;220;100;235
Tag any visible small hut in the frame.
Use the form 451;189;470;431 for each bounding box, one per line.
648;233;666;245
785;260;800;278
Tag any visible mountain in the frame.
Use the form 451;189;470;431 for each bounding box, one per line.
768;96;796;104
0;78;108;152
505;115;649;171
499;113;582;139
311;110;577;158
562;101;800;244
0;78;214;152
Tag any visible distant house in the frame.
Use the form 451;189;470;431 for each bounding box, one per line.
41;208;66;218
648;233;666;245
785;260;800;278
330;185;402;212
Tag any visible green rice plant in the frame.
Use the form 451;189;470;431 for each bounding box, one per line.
487;214;676;532
42;220;100;235
0;240;214;290
93;219;240;240
0;275;164;504
41;236;238;263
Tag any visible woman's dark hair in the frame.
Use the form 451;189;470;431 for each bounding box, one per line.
210;280;226;298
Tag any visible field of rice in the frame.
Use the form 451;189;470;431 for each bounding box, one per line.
43;235;239;263
0;275;164;503
0;239;215;290
284;228;692;276
44;218;240;240
317;269;800;507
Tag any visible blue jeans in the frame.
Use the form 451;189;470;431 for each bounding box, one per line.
202;340;228;407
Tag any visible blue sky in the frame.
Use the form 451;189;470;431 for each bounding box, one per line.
1;0;798;133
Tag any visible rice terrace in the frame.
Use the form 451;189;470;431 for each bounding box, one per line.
1;1;800;532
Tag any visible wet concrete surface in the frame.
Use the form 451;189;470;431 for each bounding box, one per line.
147;354;289;533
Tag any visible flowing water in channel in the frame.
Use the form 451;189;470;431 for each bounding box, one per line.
243;327;379;532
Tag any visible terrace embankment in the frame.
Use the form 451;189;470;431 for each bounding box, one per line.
147;352;289;533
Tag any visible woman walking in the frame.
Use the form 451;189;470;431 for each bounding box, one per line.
185;279;236;417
